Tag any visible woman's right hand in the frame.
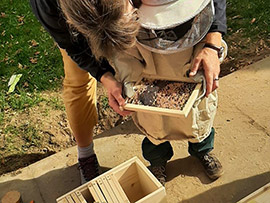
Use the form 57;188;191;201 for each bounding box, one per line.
100;72;132;116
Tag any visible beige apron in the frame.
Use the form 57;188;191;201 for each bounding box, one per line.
111;40;226;145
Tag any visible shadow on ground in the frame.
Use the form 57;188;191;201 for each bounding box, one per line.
182;172;270;203
0;164;111;203
0;152;55;176
1;164;269;203
166;156;214;185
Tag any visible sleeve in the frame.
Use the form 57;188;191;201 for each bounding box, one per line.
209;0;227;35
29;0;115;81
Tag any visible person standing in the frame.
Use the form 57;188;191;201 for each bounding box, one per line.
31;0;227;185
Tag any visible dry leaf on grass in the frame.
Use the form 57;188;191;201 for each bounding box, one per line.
30;57;38;64
250;18;256;24
0;12;6;18
30;40;39;47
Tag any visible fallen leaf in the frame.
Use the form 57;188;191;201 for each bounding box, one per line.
30;57;38;64
1;12;6;18
250;18;256;24
15;49;22;55
17;15;24;23
18;63;23;69
7;74;23;93
34;51;40;55
30;40;39;47
232;15;241;19
23;82;29;88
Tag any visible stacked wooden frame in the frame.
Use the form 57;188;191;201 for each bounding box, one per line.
57;157;167;203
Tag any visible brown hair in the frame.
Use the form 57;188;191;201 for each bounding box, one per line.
59;0;140;60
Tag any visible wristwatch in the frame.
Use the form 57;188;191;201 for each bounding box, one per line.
203;43;224;58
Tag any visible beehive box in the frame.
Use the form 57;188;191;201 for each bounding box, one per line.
124;77;202;117
57;157;166;203
237;182;270;203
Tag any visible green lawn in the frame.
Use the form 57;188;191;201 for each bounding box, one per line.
0;0;64;113
226;0;270;40
0;0;65;168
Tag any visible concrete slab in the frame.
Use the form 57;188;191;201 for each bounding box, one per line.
1;58;270;203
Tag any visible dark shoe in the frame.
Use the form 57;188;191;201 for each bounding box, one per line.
150;164;167;186
78;154;100;184
197;152;224;180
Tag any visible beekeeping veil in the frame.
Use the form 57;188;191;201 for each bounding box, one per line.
135;0;215;54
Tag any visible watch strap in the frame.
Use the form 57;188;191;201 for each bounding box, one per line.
203;43;224;58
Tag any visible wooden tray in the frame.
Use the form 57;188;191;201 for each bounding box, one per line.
124;77;202;117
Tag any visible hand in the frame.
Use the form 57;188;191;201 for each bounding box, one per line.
100;72;132;116
189;47;220;97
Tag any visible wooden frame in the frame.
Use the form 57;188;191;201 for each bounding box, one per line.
123;76;202;117
56;157;166;203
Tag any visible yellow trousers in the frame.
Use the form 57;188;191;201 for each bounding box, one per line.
60;49;97;147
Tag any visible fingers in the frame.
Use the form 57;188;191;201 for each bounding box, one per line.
192;48;220;97
108;88;132;116
189;57;201;77
205;73;213;97
205;72;220;97
212;77;219;92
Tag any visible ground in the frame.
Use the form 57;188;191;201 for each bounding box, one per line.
1;0;270;175
1;33;270;176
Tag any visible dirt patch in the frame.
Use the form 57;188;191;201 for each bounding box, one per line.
0;87;129;175
220;34;270;77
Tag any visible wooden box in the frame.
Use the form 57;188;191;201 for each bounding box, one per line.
237;182;270;203
123;76;202;117
57;157;166;203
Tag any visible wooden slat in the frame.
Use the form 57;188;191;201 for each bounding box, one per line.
92;181;107;203
70;193;81;203
66;195;75;203
182;83;201;117
102;177;119;203
57;198;69;203
88;182;101;203
98;178;114;203
75;191;87;203
106;174;129;203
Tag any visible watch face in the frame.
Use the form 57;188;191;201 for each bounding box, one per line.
219;46;224;58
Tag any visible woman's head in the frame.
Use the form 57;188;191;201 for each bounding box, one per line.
59;0;140;60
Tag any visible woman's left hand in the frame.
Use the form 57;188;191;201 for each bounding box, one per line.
189;47;220;97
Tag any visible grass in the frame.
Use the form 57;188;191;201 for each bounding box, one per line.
0;0;65;167
0;0;64;117
226;0;270;42
0;0;270;174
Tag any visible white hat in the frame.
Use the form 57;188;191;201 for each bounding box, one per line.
136;0;215;54
138;0;211;29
